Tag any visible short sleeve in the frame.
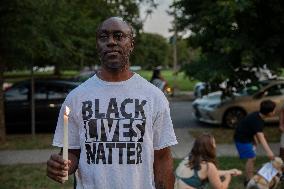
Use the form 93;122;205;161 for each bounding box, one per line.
152;95;178;150
52;95;80;149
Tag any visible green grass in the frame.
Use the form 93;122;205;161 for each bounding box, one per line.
0;157;271;189
0;164;74;189
136;70;197;91
188;125;280;144
0;134;55;150
174;156;276;189
4;69;197;91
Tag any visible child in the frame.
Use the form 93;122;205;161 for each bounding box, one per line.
234;100;276;186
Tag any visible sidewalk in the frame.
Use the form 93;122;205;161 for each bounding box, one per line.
0;127;280;165
172;128;280;159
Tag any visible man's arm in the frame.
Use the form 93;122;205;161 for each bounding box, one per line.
256;132;274;160
47;149;80;183
279;107;284;132
153;147;175;189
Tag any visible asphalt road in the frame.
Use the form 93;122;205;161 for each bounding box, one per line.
169;100;215;129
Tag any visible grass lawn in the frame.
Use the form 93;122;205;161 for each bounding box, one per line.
0;134;55;150
188;124;280;144
0;164;74;189
0;157;272;189
4;69;197;91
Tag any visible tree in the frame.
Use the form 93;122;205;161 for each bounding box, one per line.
173;0;284;85
0;0;155;140
132;33;170;69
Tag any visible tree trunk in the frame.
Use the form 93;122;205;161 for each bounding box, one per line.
0;56;6;142
30;66;35;137
54;65;61;78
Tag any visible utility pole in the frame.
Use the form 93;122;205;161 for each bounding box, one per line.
172;0;178;91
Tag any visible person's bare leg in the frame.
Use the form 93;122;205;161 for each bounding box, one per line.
245;158;255;181
280;148;284;173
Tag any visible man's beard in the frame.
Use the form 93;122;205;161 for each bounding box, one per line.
100;53;130;71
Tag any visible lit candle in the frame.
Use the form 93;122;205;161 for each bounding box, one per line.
63;106;70;181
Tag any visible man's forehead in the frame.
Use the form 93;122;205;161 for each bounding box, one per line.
99;18;131;33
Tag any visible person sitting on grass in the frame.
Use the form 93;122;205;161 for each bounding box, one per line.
175;133;242;189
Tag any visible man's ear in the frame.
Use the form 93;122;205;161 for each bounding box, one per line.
130;39;134;53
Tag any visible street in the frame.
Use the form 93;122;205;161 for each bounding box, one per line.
169;99;214;129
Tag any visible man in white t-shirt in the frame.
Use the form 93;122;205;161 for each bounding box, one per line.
46;17;178;189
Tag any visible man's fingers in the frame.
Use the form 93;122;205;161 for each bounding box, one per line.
46;153;69;183
46;173;65;184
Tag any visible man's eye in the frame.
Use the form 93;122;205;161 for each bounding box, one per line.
113;33;124;40
99;34;108;39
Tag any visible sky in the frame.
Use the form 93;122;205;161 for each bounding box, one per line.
141;0;173;38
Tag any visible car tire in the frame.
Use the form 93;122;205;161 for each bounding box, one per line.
223;108;246;129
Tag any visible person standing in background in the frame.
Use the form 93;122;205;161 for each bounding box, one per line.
234;100;276;186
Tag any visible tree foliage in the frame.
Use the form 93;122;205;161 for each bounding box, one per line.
173;0;284;84
132;33;170;69
0;0;155;139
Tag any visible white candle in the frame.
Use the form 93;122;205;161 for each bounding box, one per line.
63;106;70;181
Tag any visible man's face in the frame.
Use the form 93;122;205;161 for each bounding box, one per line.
96;18;134;71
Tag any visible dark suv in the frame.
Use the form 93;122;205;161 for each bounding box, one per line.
4;79;80;133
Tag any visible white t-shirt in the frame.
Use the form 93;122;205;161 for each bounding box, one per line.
53;73;178;189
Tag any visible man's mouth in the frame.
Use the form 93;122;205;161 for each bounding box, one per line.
104;50;121;56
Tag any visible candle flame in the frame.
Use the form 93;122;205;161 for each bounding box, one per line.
65;106;71;116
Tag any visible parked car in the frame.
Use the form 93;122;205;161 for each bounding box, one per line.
4;79;80;133
192;79;284;128
72;71;96;82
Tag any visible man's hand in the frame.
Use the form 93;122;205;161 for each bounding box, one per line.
46;154;70;183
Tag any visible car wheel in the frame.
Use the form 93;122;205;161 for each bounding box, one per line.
223;108;246;129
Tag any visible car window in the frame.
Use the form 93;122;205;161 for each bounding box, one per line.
35;84;48;100
47;84;72;100
238;83;262;95
5;84;28;101
265;83;284;96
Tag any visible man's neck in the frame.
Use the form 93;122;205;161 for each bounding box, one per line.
96;68;134;82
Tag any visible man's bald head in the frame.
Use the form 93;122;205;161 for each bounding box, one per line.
96;17;134;39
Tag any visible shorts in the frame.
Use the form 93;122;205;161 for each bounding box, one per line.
281;133;284;148
235;142;256;159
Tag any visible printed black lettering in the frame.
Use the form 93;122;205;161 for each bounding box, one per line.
136;143;142;164
82;101;93;121
116;143;126;164
127;143;136;164
106;98;119;118
123;118;137;142
96;143;106;164
135;119;146;142
88;119;98;140
120;98;133;118
95;99;105;118
135;99;146;119
106;143;115;164
85;143;96;164
102;118;118;141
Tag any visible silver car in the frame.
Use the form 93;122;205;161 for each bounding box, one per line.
192;79;284;128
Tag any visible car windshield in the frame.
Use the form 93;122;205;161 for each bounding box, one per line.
237;81;269;96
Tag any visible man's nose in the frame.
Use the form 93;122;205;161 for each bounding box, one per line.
106;35;117;45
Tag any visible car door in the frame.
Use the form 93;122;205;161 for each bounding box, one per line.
4;82;30;133
33;81;50;132
260;83;284;122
